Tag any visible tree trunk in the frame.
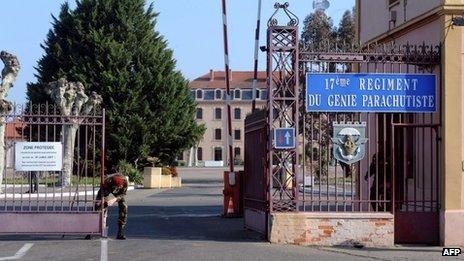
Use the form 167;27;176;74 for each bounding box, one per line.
62;124;78;187
0;51;20;192
188;147;193;167
0;119;5;192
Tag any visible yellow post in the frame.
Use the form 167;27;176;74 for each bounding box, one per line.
440;11;464;246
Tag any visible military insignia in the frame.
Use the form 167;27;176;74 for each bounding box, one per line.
331;122;368;165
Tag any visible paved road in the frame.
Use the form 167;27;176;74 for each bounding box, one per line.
0;168;453;260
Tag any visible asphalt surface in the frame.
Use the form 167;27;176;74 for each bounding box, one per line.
0;167;456;260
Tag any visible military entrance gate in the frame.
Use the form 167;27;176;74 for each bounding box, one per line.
244;3;441;245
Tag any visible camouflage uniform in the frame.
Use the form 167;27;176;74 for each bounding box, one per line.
96;173;128;239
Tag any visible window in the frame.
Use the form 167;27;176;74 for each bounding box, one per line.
255;89;260;99
234;129;241;140
260;90;268;100
234;89;241;100
214;128;222;140
189;90;195;99
204;90;214;100
234;147;241;157
214;108;222;120
242;90;252;100
197;147;203;161
234;108;241;120
196;89;203;100
196;108;203;120
215;89;223;100
214;147;223;161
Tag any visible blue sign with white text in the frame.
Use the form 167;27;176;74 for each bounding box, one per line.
274;128;295;149
306;73;437;113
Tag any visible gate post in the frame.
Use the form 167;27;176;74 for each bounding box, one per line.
440;13;464;246
266;3;299;212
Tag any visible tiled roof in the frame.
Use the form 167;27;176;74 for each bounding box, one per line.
5;120;26;140
189;71;267;89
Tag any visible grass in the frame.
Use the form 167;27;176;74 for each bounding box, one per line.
3;176;100;187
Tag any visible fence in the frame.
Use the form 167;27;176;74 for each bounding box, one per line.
296;43;441;215
0;103;105;235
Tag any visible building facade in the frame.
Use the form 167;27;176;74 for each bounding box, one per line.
182;70;267;167
357;0;464;246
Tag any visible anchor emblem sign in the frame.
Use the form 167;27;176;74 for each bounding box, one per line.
331;122;368;165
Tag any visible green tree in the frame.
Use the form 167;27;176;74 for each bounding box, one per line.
336;9;356;49
301;10;335;48
27;0;204;169
300;9;358;181
301;9;356;50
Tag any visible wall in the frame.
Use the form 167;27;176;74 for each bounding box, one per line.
359;0;441;44
440;13;464;246
268;212;394;247
358;0;464;245
461;26;464;210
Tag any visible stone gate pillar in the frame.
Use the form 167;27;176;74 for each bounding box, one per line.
440;8;464;246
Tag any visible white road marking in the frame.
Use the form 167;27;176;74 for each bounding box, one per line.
100;239;108;261
0;243;34;260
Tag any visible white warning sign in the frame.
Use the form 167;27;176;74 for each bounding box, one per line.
15;142;63;171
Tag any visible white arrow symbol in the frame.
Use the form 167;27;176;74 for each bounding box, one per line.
285;131;291;144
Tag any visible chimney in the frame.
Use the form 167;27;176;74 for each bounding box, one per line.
209;69;214;81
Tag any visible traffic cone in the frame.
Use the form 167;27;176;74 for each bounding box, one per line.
227;196;235;215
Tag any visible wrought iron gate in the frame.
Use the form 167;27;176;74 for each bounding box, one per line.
250;2;443;245
392;123;440;244
244;110;268;235
0;104;105;236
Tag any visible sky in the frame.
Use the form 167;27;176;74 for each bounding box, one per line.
0;0;354;104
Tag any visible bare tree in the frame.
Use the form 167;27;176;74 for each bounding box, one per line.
48;79;102;186
0;51;20;191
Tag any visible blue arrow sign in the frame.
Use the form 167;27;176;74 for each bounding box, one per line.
274;128;295;149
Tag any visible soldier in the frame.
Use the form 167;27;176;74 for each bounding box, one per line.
95;173;129;240
365;152;392;211
25;171;39;194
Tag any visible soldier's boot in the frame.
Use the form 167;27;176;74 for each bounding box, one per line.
116;224;126;240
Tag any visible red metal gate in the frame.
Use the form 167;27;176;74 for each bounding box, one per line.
0;104;105;236
393;123;440;244
244;110;268;235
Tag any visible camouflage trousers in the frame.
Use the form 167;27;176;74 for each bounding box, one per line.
96;191;128;228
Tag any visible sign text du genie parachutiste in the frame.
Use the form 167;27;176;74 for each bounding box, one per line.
306;73;437;113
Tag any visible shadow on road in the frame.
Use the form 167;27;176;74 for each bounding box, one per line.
106;205;264;243
181;179;223;185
